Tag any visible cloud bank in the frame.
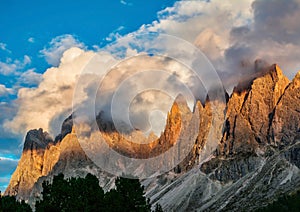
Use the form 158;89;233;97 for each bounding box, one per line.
4;0;300;140
4;48;95;135
142;0;300;86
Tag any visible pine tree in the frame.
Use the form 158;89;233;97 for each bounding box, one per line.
104;177;151;212
35;173;154;212
36;173;105;212
0;195;31;212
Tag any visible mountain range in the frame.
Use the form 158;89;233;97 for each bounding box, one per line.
5;64;300;211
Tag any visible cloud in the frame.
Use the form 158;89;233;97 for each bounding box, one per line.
120;0;132;6
105;26;125;42
40;34;85;66
138;0;253;86
0;159;19;180
5;0;300;140
144;0;252;43
0;42;11;53
0;55;31;76
0;43;6;51
4;47;95;136
0;102;18;132
135;0;300;89
28;37;35;43
19;69;43;86
0;85;14;96
4;44;203;138
0;156;19;162
223;0;300;79
105;32;122;42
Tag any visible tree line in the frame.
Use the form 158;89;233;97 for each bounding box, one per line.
1;173;163;212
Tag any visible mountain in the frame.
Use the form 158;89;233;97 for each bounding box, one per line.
5;64;300;211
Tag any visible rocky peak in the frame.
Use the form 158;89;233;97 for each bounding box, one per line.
245;64;289;109
54;114;73;142
233;64;289;95
292;71;300;87
173;94;191;115
218;64;290;156
5;129;57;198
165;95;192;130
23;128;53;151
204;86;229;105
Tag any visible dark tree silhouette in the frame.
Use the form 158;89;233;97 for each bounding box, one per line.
104;177;151;212
35;173;157;212
36;173;105;212
0;193;31;212
258;190;300;212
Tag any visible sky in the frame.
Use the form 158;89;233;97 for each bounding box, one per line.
1;0;300;192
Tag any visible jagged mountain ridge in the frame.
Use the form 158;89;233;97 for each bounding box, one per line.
5;64;300;211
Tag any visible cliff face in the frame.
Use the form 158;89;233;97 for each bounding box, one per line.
270;71;300;146
200;65;293;182
220;65;290;155
5;129;59;198
5;64;300;211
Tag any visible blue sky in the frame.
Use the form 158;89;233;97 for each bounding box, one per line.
0;0;178;192
0;0;177;76
1;0;300;193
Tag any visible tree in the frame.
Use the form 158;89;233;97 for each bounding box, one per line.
36;173;157;212
104;177;151;212
258;190;300;212
0;194;31;212
36;173;105;212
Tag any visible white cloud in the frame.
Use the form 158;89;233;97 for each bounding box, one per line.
0;84;14;96
104;26;125;42
0;42;11;53
105;32;122;42
19;69;43;86
0;157;19;162
28;37;35;43
4;46;201;137
120;0;132;6
144;0;253;43
4;47;95;135
0;43;6;51
0;62;17;75
0;55;31;75
23;55;31;65
40;34;85;66
136;0;300;88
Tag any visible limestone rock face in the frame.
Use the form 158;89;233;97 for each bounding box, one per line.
219;65;290;156
5;129;57;198
5;118;77;200
201;65;293;184
270;71;300;146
